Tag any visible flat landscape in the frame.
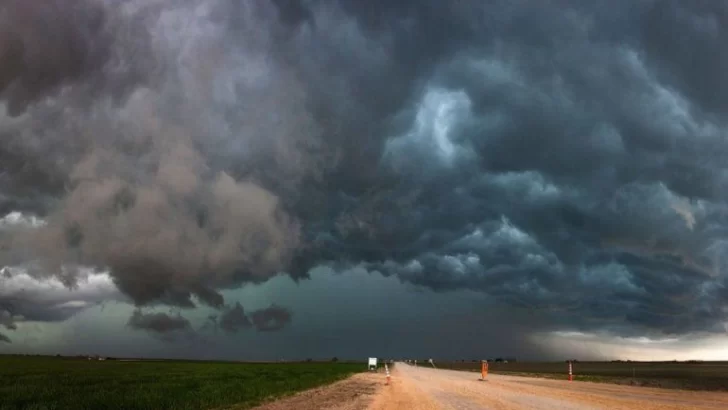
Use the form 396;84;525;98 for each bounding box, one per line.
7;356;728;409
431;360;728;391
0;356;364;410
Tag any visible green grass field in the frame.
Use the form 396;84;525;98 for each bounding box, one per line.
0;356;365;410
433;360;728;391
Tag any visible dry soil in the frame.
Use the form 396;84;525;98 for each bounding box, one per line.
250;362;728;409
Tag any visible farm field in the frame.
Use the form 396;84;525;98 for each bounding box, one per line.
0;355;365;410
432;360;728;391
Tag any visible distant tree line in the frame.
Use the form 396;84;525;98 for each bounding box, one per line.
451;357;518;363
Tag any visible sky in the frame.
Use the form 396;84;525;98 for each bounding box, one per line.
1;0;728;362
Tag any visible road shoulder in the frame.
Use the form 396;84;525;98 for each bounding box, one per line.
245;372;384;410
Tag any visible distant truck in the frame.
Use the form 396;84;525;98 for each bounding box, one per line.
368;357;378;371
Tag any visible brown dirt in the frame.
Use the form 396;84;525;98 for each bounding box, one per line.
245;372;384;410
368;369;442;410
366;363;728;409
242;363;728;409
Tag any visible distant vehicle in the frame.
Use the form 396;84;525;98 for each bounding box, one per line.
368;357;378;371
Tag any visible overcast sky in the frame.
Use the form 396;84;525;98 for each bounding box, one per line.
2;0;728;361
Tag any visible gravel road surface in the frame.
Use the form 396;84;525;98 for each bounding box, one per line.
243;363;728;409
368;363;728;409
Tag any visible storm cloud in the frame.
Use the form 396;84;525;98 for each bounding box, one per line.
128;310;191;335
1;0;728;357
213;302;291;333
218;302;252;334
0;309;17;330
249;305;292;332
0;0;111;116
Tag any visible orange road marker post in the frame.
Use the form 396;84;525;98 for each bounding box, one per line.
480;360;488;381
568;361;573;382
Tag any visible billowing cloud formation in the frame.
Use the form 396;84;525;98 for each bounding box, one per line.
0;332;9;344
1;0;728;351
250;305;292;332
0;0;318;313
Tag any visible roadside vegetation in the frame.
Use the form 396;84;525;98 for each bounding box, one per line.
0;355;364;410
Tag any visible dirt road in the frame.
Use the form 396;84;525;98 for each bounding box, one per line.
368;363;728;409
248;363;728;409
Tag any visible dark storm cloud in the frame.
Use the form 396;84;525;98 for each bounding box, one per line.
0;332;10;344
2;0;728;346
211;302;292;334
0;0;314;312
218;303;252;334
0;0;110;116
128;310;191;335
284;0;728;338
0;309;17;330
640;0;728;118
250;305;292;332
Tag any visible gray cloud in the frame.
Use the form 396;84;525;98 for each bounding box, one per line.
0;332;9;343
127;310;192;342
282;0;728;339
0;0;111;116
0;309;17;330
0;0;318;312
0;268;121;342
250;304;292;332
1;0;728;354
218;303;252;334
211;302;292;334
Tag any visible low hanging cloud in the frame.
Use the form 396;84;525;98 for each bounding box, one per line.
127;310;194;342
250;305;292;332
212;302;291;334
0;309;18;343
218;303;252;334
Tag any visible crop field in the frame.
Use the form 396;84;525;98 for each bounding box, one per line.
0;356;365;410
433;360;728;391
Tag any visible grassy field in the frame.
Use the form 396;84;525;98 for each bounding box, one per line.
433;360;728;391
0;356;366;410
